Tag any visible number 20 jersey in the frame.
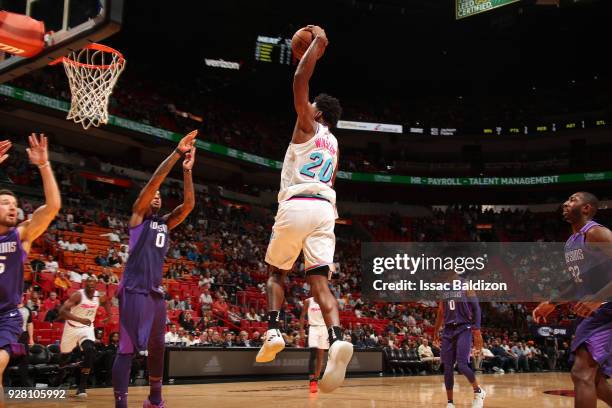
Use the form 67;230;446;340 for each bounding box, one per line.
277;123;338;207
120;216;169;295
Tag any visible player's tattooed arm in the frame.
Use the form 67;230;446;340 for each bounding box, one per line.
165;146;196;230
18;134;61;253
292;26;328;143
131;130;197;227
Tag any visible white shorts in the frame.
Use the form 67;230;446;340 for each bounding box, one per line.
308;325;329;350
60;323;95;353
265;198;336;272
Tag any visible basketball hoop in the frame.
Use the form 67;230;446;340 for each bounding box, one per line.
52;43;126;130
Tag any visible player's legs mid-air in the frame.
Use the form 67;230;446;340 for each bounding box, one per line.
258;198;353;393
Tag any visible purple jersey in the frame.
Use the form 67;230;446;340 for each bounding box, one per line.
442;290;478;327
565;220;612;301
120;216;169;294
0;228;27;313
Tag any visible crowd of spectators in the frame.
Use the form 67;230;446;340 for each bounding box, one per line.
8;69;612;177
2;142;591;387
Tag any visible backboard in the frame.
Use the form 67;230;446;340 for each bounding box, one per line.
0;0;123;83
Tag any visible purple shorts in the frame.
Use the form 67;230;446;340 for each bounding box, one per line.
0;308;23;356
571;303;612;377
441;324;472;366
117;288;166;354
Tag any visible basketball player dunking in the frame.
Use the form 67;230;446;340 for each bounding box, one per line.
433;288;486;408
256;25;353;393
299;296;328;393
533;192;612;408
112;131;197;408
57;276;112;397
0;134;61;402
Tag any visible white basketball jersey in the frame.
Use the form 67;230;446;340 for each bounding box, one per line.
307;297;325;326
278;123;338;207
67;289;99;328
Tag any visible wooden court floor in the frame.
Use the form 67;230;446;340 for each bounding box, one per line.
4;373;610;407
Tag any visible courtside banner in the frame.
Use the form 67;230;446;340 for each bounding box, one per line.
337;120;403;134
456;0;520;19
361;242;612;302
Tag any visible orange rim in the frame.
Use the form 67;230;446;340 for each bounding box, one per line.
50;43;125;70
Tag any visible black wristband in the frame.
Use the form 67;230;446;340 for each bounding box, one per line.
174;148;185;157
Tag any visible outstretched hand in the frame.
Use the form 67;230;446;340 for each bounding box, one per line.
183;146;196;171
177;130;198;154
0;139;12;165
26;133;49;166
532;301;556;324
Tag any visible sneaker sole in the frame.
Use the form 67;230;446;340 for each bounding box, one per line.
319;342;353;393
255;342;285;363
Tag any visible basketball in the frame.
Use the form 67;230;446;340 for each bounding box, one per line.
291;27;325;60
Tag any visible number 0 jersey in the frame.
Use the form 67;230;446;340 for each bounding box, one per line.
120;215;169;295
278;123;338;208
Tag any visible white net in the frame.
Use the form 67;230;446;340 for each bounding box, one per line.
61;44;126;130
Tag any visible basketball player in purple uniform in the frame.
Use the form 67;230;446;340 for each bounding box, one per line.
433;289;486;408
0;134;61;401
533;192;612;408
112;131;197;408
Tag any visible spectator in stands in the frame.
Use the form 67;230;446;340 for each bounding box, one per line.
100;230;121;243
200;271;214;287
183;297;194;311
250;331;263;347
53;271;71;294
167;295;184;311
99;331;120;386
199;287;213;307
44;303;60;322
186;332;200;347
526;341;543;371
179;311;196;332
245;307;260;322
227;306;242;326
164;324;180;343
43;291;60;311
199;332;210;346
30;254;46;273
58;235;70;250
223;332;235;347
72;237;88;253
26;290;42;314
108;269;119;284
236;331;252;347
95;251;109;267
491;338;515;372
107;247;122;267
418;338;441;372
117;244;129;264
210;331;223;346
511;341;530;372
44;255;59;272
212;295;229;319
68;268;83;283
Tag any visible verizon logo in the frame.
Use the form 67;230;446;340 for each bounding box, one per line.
205;58;240;70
